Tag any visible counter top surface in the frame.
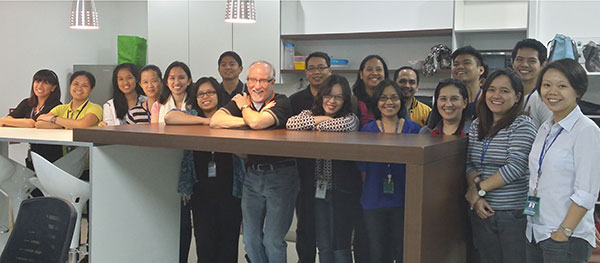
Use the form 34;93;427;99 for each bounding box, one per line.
73;124;466;165
0;127;91;146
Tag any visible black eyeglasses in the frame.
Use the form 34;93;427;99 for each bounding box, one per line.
197;90;217;98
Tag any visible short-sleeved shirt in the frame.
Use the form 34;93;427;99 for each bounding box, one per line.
221;92;292;165
408;97;432;127
50;99;103;126
289;86;315;116
358;119;422;210
126;105;151;124
219;80;246;103
9;98;63;165
9;98;61;121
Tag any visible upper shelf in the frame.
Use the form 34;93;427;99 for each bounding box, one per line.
281;29;453;40
281;68;451;75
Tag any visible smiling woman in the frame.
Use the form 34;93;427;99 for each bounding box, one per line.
286;74;360;263
352;55;390;127
358;79;421;262
100;63;145;126
420;78;471;136
35;71;103;129
526;59;600;262
151;61;193;123
465;68;536;262
0;69;64;167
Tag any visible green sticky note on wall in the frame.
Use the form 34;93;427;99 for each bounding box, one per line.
118;36;147;68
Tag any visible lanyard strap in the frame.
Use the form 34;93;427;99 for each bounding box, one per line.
380;118;400;134
525;88;536;106
67;101;89;120
471;89;481;115
30;103;45;119
480;138;492;172
145;101;151;122
534;127;564;195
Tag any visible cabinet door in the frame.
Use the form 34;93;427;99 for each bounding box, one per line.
189;1;233;79
282;0;453;34
232;0;280;81
147;0;189;69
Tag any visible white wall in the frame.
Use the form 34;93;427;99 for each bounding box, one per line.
532;0;600;44
281;0;453;34
148;0;280;82
0;0;148;117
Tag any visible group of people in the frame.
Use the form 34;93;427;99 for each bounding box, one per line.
0;37;598;263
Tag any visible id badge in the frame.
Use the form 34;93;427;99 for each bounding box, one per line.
523;195;540;217
315;180;327;199
207;161;217;178
383;174;394;194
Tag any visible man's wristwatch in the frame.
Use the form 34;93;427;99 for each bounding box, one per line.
50;116;57;124
475;181;486;197
559;225;573;237
240;104;251;111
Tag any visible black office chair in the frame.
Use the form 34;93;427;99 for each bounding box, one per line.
0;197;77;263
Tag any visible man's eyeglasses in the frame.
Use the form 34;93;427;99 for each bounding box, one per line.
306;66;329;73
247;78;274;85
197;90;218;98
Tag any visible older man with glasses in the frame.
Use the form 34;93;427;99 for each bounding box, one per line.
211;60;298;263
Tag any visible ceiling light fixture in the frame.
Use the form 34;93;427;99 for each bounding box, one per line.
70;0;99;30
225;0;256;24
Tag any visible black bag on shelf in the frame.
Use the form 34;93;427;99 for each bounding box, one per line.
583;41;600;72
423;44;451;76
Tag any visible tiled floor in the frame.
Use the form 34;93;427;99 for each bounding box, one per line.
187;237;301;263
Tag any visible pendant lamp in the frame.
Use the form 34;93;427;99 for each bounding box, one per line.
70;0;99;30
225;0;256;24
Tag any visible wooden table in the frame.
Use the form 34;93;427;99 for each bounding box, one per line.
74;124;468;263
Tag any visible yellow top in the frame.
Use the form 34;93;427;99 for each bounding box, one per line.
409;97;432;127
50;100;103;126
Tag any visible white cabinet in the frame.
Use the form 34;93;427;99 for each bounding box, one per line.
147;0;280;81
281;0;453;35
453;0;528;50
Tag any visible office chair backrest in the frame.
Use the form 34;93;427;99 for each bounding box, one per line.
0;197;77;263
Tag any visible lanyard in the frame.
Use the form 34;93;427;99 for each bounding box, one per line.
30;103;45;119
380;118;400;134
525;88;536;106
534;127;564;195
145;101;151;122
479;138;492;172
381;118;400;176
471;89;481;115
67;101;89;120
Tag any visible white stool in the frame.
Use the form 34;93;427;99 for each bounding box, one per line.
29;147;89;196
0;155;35;228
30;152;89;262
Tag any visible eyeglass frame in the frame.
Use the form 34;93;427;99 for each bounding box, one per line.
246;78;275;85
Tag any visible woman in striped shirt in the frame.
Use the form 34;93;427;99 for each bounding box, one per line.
465;68;537;262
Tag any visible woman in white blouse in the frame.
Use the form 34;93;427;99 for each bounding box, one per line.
526;58;600;262
150;61;193;123
100;63;145;126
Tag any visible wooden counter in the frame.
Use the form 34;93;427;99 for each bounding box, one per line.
74;124;465;165
74;124;468;263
